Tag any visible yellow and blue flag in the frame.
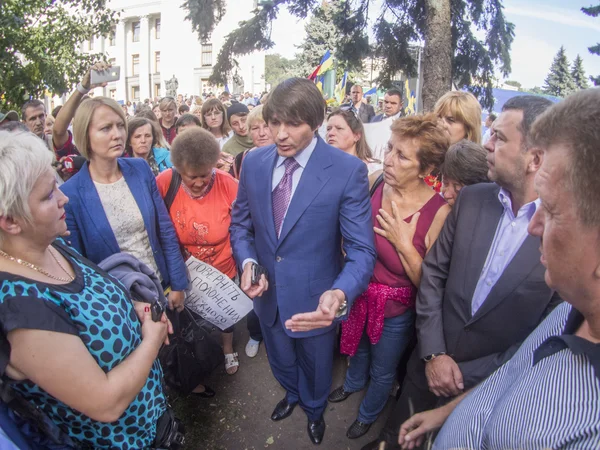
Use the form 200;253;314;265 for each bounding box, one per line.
309;50;333;80
335;71;348;102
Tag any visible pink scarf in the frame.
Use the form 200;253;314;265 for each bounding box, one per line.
340;282;416;356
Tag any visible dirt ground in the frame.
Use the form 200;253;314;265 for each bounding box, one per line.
172;317;396;450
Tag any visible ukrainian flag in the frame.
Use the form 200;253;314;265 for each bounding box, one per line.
316;74;325;93
309;50;333;80
317;50;334;76
335;71;348;102
405;79;416;115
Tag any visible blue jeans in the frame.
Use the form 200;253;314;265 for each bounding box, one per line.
343;310;415;424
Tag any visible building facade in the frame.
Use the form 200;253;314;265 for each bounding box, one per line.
77;0;266;103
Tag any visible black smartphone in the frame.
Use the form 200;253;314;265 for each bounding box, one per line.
151;301;165;322
251;263;268;285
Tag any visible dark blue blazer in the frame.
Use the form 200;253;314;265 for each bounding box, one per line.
60;158;188;291
230;137;377;338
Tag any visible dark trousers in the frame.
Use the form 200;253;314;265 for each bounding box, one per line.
260;313;336;421
246;309;263;341
378;349;440;449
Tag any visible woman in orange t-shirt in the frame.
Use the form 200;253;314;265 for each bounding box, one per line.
157;127;240;377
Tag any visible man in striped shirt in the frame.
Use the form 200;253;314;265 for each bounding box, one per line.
398;89;600;449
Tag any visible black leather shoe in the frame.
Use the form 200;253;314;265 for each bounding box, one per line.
327;385;354;403
190;385;216;398
307;416;326;445
270;398;297;421
347;419;372;439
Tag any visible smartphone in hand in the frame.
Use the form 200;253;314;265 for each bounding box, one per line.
90;66;121;84
251;263;268;285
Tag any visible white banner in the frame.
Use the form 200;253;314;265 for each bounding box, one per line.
363;120;393;162
184;257;253;331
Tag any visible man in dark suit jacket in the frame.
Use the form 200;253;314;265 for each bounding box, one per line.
342;84;375;123
370;89;405;123
230;78;376;445
362;96;562;450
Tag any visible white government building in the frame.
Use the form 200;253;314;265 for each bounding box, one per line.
58;0;266;104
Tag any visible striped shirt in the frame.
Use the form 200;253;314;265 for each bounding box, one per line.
435;302;600;449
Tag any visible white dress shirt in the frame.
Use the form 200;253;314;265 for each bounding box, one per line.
271;137;317;234
470;189;539;315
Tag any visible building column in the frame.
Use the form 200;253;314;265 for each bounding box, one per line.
140;15;151;101
115;19;127;101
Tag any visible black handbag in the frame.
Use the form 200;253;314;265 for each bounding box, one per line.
159;308;223;395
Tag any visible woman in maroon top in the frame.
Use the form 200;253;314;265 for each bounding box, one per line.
158;97;178;145
330;114;451;439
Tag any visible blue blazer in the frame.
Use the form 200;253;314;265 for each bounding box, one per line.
60;158;188;291
230;137;376;338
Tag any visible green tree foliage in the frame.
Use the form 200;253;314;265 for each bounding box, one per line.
504;80;522;89
182;0;514;110
582;3;600;85
525;86;545;95
265;53;299;87
0;0;118;110
296;1;346;76
543;46;575;97
571;54;589;90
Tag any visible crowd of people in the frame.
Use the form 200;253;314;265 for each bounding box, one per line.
0;59;599;450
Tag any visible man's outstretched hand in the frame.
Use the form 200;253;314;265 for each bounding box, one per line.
285;289;345;332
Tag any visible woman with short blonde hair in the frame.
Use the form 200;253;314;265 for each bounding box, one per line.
0;130;174;448
72;97;126;159
159;97;178;145
61;96;188;312
230;105;274;180
190;104;203;121
433;91;482;145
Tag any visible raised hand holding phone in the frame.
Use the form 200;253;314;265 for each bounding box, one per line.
80;61;115;93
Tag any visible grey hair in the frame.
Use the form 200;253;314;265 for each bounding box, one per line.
0;130;53;234
440;139;490;187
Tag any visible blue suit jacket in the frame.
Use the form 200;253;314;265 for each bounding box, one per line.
230;137;376;338
60;158;188;291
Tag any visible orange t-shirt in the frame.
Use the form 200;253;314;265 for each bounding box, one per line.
157;169;238;278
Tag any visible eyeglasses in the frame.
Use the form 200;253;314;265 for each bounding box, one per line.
204;111;223;118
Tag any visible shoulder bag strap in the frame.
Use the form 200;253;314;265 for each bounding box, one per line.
163;168;182;213
369;173;384;197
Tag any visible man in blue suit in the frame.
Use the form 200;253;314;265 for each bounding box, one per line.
230;78;376;445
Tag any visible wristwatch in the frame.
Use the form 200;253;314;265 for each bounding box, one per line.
334;294;348;318
423;352;447;362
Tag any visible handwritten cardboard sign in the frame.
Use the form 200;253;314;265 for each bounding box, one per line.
184;257;253;330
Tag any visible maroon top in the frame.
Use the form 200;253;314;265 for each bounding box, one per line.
160;119;177;145
370;183;447;317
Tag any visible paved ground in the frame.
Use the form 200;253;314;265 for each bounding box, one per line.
172;317;396;450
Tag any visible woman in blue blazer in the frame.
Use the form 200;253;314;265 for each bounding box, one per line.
60;97;188;309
